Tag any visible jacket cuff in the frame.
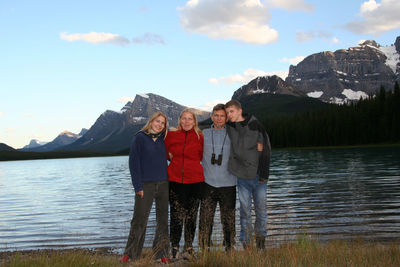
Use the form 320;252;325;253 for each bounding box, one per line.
134;185;143;193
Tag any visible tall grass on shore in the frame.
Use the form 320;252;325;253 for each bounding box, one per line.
0;248;155;267
2;239;400;267
0;249;120;267
194;238;400;267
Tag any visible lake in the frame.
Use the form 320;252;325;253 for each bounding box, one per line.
1;146;400;252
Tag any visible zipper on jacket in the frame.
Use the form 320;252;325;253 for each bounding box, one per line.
181;131;188;183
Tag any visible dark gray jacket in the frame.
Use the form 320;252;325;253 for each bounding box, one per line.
226;114;271;182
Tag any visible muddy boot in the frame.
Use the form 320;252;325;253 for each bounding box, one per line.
172;247;179;259
256;237;265;250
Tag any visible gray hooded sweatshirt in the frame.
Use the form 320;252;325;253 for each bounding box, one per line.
226;114;271;182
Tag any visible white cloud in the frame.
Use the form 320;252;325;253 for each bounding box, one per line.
60;32;130;46
209;68;288;85
346;0;400;34
331;37;340;44
23;113;34;117
178;0;279;44
132;33;165;45
296;30;332;43
280;56;305;65
360;0;381;13
266;0;314;12
0;112;3;117
296;30;314;43
117;97;135;103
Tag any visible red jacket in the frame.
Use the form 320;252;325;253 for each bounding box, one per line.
164;128;204;184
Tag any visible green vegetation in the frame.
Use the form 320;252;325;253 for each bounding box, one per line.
2;239;400;267
260;82;400;148
0;249;124;267
193;239;400;267
0;150;120;161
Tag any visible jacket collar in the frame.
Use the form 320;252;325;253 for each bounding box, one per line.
227;113;252;128
178;127;196;134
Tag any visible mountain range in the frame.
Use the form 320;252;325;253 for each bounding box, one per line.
9;35;400;153
233;37;399;104
61;93;209;152
23;139;49;149
286;37;400;103
22;129;88;152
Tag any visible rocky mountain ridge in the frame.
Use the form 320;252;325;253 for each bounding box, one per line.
23;139;48;149
62;93;210;152
232;75;305;100
22;129;87;152
285;37;400;103
0;143;15;151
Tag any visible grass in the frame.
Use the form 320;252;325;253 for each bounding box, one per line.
0;249;119;267
2;239;400;267
193;238;400;267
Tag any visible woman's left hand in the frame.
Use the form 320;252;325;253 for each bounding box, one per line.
136;190;144;199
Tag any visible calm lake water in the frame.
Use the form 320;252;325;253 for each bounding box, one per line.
1;146;400;251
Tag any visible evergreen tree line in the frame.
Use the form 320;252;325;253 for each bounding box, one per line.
264;82;400;148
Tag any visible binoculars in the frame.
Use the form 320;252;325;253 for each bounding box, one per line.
211;153;222;165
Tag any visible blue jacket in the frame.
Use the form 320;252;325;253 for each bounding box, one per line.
129;131;168;193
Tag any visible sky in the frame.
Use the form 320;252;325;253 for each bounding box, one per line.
1;0;400;149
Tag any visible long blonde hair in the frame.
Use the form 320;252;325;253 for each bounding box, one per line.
177;108;202;139
141;112;168;138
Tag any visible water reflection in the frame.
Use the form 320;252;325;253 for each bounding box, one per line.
268;147;400;243
0;147;400;251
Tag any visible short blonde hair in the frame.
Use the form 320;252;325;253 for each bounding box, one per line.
177;108;202;139
225;99;242;109
141;112;168;137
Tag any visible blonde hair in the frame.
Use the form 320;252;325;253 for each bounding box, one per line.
177;108;202;139
141;112;168;138
225;99;242;109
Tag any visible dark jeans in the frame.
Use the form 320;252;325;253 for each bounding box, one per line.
169;181;203;250
199;183;236;250
123;180;169;260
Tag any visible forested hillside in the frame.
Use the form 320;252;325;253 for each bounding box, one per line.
262;82;400;148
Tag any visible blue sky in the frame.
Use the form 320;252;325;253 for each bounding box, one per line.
1;0;399;148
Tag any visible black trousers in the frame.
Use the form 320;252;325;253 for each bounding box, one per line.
169;181;203;250
123;181;169;260
199;183;236;250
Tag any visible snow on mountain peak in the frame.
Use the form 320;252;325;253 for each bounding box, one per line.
59;131;77;138
342;89;368;100
307;91;324;98
379;45;400;73
139;93;149;98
